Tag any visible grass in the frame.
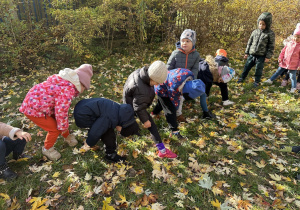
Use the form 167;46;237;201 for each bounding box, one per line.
0;50;299;210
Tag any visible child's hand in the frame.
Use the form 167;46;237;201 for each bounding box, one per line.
265;58;270;63
244;54;248;59
297;66;300;70
15;130;32;142
278;59;282;63
218;78;223;83
116;126;122;132
143;120;151;128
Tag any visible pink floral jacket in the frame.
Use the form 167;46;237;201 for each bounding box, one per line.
19;75;79;130
279;41;300;70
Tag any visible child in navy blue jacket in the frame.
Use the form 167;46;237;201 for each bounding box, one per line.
73;98;140;162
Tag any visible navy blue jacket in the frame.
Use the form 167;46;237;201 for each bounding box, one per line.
74;98;135;147
197;58;213;84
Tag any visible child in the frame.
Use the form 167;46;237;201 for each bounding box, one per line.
19;64;93;161
237;12;275;87
123;60;177;158
264;23;300;92
73;98;140;163
167;29;200;122
153;68;214;135
198;49;235;106
0;121;31;180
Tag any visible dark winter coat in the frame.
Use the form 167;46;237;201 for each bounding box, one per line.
198;58;213;84
215;55;229;67
167;41;200;76
245;12;275;59
73;98;136;147
123;66;155;124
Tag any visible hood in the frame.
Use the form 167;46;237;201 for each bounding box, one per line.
215;55;229;63
139;67;151;85
257;12;272;30
118;104;136;128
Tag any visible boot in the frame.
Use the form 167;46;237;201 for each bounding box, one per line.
169;131;185;140
202;110;216;119
105;152;126;163
42;147;61;161
0;163;18;181
64;134;78;147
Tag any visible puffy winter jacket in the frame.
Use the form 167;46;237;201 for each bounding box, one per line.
19;75;79;130
73;98;136;147
279;41;300;70
123;66;155;123
198;58;213;84
245;12;275;59
155;68;194;109
167;41;200;76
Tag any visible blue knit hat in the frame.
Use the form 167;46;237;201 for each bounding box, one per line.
182;80;205;99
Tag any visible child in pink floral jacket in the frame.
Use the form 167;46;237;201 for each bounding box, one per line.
19;64;93;161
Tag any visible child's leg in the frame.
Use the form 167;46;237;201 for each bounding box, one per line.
100;128;117;154
0;140;7;165
216;82;229;101
297;72;300;83
205;82;213;97
254;56;265;83
147;113;162;143
152;100;163;115
176;96;184;116
200;94;208;112
270;67;287;81
241;55;256;80
26;115;69;149
2;137;26;160
157;96;178;131
284;71;290;80
289;70;297;88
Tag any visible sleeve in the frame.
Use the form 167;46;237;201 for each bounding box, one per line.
278;45;287;61
123;84;135;105
86;117;110;147
0;122;21;140
266;31;275;59
133;96;150;124
191;54;200;77
54;87;76;130
245;31;254;55
167;51;176;70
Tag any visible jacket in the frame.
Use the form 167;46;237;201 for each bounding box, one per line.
198;58;213;84
167;41;200;76
123;66;155;123
19;74;79;131
73;98;135;147
155;68;194;109
245;12;275;59
278;41;300;70
0;122;21;140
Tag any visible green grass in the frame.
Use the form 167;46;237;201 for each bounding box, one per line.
0;51;299;209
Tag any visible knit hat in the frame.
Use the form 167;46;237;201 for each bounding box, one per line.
148;61;168;84
180;29;196;46
182;80;205;99
120;121;140;137
75;64;93;90
216;49;227;58
293;23;300;35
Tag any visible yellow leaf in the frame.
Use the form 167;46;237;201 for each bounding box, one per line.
211;199;221;208
52;172;60;178
0;193;10;200
238;167;246;175
269;173;282;181
256;159;266;168
102;197;115;210
132;150;138;159
118;194;127;203
227;123;238;129
262;127;268;133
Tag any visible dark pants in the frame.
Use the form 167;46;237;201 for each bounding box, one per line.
292;146;300;153
241;55;265;83
146;113;162;144
206;82;229;101
0;137;27;165
284;71;300;82
98;128;117;154
152;96;178;132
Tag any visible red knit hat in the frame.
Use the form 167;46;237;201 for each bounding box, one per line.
75;64;93;90
216;49;227;58
294;23;300;35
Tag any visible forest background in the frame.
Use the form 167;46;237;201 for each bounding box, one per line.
0;0;300;210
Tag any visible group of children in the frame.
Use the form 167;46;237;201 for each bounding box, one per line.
1;12;299;181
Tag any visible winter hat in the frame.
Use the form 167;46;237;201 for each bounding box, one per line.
75;64;93;90
216;49;227;58
293;23;300;35
182;80;205;99
180;29;196;46
148;60;168;84
120;121;140;137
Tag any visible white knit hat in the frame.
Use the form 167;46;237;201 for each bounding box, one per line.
148;60;168;84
